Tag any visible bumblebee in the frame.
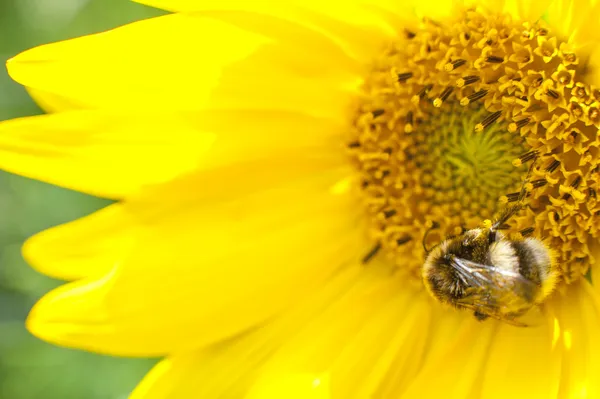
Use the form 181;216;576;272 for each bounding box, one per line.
422;199;559;326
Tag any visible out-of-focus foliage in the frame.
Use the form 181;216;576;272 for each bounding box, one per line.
0;1;164;398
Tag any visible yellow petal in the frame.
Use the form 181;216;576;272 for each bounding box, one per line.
26;87;86;113
463;0;505;14
547;0;600;53
479;319;561;398
551;280;600;399
375;302;464;397
27;162;365;356
0;108;351;199
131;264;433;399
23;204;132;281
21;109;350;279
412;0;456;21
131;265;365;398
133;0;405;62
400;316;495;399
502;0;553;23
7;14;269;111
8;12;366;114
0;110;217;199
206;51;362;120
252;273;431;398
561;0;600;86
584;46;600;87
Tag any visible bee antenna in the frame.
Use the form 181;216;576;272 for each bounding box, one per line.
422;221;440;253
492;155;538;231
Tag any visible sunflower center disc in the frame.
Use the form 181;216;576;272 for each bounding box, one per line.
347;8;600;283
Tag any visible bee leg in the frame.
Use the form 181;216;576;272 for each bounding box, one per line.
473;311;489;321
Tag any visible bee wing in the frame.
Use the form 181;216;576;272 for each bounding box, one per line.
448;255;538;314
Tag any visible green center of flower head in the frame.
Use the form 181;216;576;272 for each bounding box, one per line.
347;8;600;285
401;101;526;221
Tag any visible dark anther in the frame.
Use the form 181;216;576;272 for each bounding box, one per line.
476;110;502;131
383;209;397;218
449;59;467;70
505;192;521;202
438;86;454;102
405;30;416;39
570;131;578;139
372;109;385;118
531;179;547;188
553;212;560;222
361;180;369;188
537;28;548;36
545;159;560;173
513;118;530;130
497;223;511;230
361;242;382;264
383;147;393;155
347;141;361;148
561;193;571;201
589;188;597;199
416;84;433;100
463;33;471;40
381;170;391;178
571;176;582;189
396;236;411;246
467;89;488;103
485;55;504;63
520;227;535;237
458;75;480;86
547;89;560;99
406;111;414;124
534;77;544;87
519;150;539;164
397;72;413;82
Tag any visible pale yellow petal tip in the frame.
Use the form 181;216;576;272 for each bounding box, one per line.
26;300;71;348
22;228;77;281
21;232;82;282
25;277;111;348
25;286;76;346
21;232;57;275
5;54;21;83
247;373;331;399
5;47;52;84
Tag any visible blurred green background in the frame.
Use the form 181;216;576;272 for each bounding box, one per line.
0;1;164;398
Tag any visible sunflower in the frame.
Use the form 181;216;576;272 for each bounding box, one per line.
2;0;600;397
